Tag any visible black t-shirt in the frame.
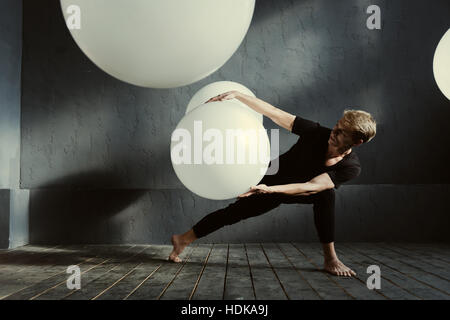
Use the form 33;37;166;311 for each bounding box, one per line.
264;116;361;189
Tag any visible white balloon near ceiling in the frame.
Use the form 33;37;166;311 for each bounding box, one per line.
433;28;450;100
60;0;255;88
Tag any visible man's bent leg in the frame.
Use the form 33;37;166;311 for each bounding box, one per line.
292;189;356;277
312;189;335;244
313;189;355;277
283;189;335;243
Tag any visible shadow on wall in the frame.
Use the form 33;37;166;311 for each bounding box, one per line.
29;170;148;244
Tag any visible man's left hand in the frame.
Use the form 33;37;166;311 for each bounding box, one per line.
205;90;240;104
238;184;274;198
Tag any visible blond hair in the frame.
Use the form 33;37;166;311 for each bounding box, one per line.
341;110;377;143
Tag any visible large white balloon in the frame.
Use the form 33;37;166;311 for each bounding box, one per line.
171;102;270;200
185;81;263;123
433;28;450;100
60;0;255;88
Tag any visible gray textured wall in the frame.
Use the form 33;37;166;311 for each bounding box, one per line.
0;0;22;191
0;190;10;248
21;0;450;244
29;185;450;244
0;0;29;248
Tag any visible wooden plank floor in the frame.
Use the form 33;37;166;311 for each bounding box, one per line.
0;243;448;300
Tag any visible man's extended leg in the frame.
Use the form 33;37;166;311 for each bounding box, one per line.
169;193;285;262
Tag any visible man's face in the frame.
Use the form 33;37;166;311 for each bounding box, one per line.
328;119;354;151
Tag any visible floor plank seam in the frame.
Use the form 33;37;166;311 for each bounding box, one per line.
243;244;257;300
156;245;197;300
123;264;162;300
222;244;230;300
276;243;323;300
259;243;290;300
189;244;214;300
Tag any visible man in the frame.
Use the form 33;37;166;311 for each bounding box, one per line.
169;91;376;277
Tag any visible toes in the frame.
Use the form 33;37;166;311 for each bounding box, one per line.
168;251;180;263
326;266;356;277
326;265;356;277
168;255;182;263
348;270;355;277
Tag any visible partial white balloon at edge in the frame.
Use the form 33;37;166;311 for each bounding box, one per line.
60;0;255;88
433;28;450;100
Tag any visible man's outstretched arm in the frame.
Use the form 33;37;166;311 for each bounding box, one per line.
207;91;296;131
270;173;335;196
239;173;335;198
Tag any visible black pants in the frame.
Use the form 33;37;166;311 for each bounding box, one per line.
192;175;336;244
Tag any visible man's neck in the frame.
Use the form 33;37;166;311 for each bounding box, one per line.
327;144;352;159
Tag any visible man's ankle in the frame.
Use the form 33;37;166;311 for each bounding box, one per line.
324;256;339;263
186;229;198;243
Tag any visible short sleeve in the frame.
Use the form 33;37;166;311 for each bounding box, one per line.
327;163;361;189
291;116;321;136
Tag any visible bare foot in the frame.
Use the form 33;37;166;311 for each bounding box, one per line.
168;234;188;263
324;259;356;277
